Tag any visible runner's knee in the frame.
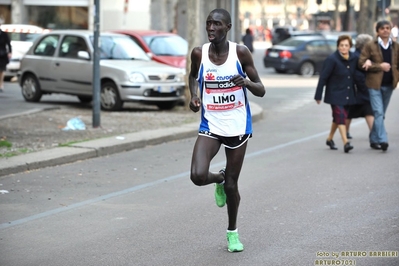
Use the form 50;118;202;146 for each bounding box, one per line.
190;170;207;186
224;181;238;195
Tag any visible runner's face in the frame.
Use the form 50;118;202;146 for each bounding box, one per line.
206;12;231;43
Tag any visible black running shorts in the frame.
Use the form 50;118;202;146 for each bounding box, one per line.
199;130;252;149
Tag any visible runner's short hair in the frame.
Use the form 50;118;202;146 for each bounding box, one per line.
210;8;231;25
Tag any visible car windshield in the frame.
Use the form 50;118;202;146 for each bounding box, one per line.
91;35;150;60
143;35;188;56
7;32;42;42
278;39;306;47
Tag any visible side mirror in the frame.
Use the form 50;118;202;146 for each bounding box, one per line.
78;51;90;60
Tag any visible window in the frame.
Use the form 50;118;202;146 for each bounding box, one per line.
90;35;149;60
307;40;330;53
33;35;59;56
59;35;88;59
279;39;305;47
143;35;188;56
1;24;48;42
326;40;336;51
26;6;88;29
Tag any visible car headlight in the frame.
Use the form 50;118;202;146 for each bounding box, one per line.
175;72;185;82
129;72;146;83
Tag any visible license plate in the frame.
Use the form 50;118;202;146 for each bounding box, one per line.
157;86;175;93
269;51;279;58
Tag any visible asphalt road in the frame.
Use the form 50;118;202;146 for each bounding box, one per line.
0;80;90;120
0;42;398;266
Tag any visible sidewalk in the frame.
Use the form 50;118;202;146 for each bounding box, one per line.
0;103;263;177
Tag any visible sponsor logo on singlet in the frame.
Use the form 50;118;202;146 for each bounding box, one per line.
203;71;244;111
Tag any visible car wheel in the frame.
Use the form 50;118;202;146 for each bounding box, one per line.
274;68;287;74
156;101;178;110
21;74;42;102
77;96;92;103
100;81;123;111
298;61;314;77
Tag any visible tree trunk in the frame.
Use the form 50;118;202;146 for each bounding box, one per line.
343;0;350;31
333;0;340;31
357;0;378;36
184;0;200;109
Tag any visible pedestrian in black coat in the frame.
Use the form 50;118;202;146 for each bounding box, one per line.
314;35;357;153
0;27;12;92
242;28;254;53
346;34;374;141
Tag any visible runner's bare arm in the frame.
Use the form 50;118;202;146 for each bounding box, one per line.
229;44;265;97
189;47;202;112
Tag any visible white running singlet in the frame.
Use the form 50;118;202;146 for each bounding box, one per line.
196;41;252;137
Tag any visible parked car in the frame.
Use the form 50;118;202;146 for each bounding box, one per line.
272;26;324;45
321;31;358;52
1;24;49;79
112;30;188;69
18;30;185;111
271;26;297;45
263;35;336;77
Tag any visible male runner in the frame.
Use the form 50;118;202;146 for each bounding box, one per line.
188;8;265;252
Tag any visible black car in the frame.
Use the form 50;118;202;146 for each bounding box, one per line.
271;26;297;45
271;26;322;45
322;31;358;52
263;35;336;77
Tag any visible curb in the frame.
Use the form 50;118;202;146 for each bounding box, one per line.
0;106;61;121
0;103;263;177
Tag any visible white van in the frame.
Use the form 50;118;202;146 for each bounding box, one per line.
1;24;49;80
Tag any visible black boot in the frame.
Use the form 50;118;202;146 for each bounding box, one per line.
326;139;338;150
344;142;353;153
347;132;352;139
370;143;381;150
380;142;389;151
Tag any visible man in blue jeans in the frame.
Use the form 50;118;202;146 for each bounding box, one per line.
359;20;398;151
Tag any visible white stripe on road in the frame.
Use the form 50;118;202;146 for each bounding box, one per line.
0;120;364;230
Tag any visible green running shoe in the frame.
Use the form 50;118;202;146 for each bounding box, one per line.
226;231;244;252
214;168;226;207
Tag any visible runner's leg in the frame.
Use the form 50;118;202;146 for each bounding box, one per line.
190;135;224;186
224;142;248;230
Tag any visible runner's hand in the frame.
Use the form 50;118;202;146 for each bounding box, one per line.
190;96;201;112
229;74;246;88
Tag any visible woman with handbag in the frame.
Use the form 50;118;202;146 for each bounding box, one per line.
314;35;357;153
0;25;12;92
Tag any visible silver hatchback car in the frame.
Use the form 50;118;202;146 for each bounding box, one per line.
18;30;186;111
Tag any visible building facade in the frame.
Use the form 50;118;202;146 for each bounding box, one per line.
0;0;151;31
0;0;241;44
239;0;399;34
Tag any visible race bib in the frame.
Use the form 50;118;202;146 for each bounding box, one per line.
203;80;244;111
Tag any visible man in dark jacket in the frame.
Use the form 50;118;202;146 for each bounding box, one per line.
358;20;398;151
